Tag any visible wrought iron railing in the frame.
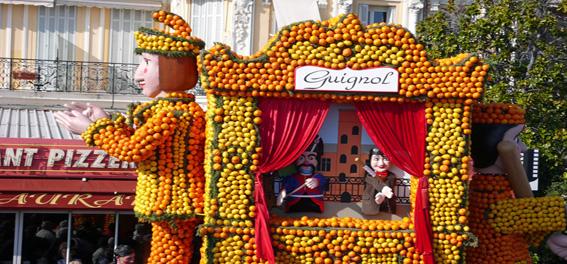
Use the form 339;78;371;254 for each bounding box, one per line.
273;175;411;204
0;58;205;95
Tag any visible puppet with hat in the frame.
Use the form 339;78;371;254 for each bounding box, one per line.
55;10;205;264
277;136;330;213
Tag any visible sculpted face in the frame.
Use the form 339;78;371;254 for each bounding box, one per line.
295;151;318;170
134;53;162;98
370;154;390;173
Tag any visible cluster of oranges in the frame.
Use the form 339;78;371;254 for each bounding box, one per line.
152;10;192;37
203;95;260;226
83;93;206;220
466;174;531;263
83;92;206;264
269;216;419;264
274;216;412;231
135;10;204;56
472;103;525;124
148;219;199;264
488;196;565;235
199;14;488;102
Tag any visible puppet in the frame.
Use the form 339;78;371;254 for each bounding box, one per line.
277;136;329;213
361;148;395;215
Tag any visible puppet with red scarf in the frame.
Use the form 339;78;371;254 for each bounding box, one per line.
361;148;396;215
277;136;329;213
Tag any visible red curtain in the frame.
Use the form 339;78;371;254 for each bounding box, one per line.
355;101;434;264
254;98;330;263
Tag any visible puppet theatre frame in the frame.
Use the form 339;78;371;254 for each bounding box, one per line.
197;13;488;264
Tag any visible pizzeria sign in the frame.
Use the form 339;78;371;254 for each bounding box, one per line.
0;138;136;178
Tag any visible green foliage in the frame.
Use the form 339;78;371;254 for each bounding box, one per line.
417;2;566;262
417;0;566;188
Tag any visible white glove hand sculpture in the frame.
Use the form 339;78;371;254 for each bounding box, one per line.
64;102;109;121
381;186;393;199
547;232;567;260
375;192;386;205
54;110;94;134
276;189;287;207
305;177;320;189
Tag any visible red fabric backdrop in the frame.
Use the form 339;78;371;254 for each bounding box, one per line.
254;98;330;263
355;101;434;264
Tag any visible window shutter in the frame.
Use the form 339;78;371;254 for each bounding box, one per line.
191;0;224;48
358;4;369;25
37;6;76;60
110;9;153;64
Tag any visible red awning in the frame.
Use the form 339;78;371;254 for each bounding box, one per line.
0;178;135;194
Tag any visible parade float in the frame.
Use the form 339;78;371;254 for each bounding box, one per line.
196;13;566;264
55;10;567;264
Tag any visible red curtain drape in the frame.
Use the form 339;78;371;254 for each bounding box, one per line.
355;101;434;264
254;98;330;263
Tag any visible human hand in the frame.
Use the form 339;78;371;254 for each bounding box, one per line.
547;232;567;260
381;186;393;199
305;178;320;189
276;189;286;207
54;110;93;134
375;192;386;205
64;102;109;121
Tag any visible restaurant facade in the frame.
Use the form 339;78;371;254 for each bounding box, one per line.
0;109;147;264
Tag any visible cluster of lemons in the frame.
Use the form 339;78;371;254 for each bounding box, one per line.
199;14;488;102
134;10;204;56
489;196;566;235
432;232;467;264
267;217;422;264
424;102;472;263
208;96;259;222
210;233;263;263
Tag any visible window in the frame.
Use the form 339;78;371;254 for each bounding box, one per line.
340;155;347;163
350;164;357;173
191;0;224;48
340;135;348;144
320;158;332;172
357;4;394;25
352;126;359;135
351;146;359;155
11;211;145;264
37;6;77;60
110;9;154;64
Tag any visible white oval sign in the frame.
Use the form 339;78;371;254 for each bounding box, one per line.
294;66;399;93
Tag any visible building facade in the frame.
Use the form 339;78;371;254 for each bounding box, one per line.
0;1;429;263
0;0;431;110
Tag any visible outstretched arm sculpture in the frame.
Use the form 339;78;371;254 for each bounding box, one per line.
54;10;206;264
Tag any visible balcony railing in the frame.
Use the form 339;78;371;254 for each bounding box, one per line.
0;58;205;95
273;175;411;204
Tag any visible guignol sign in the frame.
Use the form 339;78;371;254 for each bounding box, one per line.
294;66;399;93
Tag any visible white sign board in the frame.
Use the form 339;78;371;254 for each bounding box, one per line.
294;66;399;93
